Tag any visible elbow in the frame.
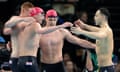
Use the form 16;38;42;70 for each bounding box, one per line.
37;30;44;34
3;28;12;35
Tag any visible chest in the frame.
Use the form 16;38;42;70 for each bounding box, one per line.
40;31;63;45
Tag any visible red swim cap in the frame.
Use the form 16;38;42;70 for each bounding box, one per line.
46;9;57;18
29;7;44;16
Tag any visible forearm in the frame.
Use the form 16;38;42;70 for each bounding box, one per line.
5;19;24;28
78;39;96;49
83;24;99;32
67;36;95;49
38;25;64;34
81;30;100;39
86;52;93;71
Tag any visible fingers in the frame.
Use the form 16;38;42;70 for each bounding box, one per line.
70;27;77;33
75;23;79;27
70;27;76;30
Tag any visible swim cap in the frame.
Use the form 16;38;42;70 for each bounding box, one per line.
46;9;57;18
29;7;44;16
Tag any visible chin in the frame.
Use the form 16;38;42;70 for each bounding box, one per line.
39;22;42;24
50;24;55;26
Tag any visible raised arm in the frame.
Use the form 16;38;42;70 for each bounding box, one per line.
74;19;100;32
3;16;23;35
4;16;25;28
4;17;35;35
35;22;73;34
63;29;96;49
5;16;35;28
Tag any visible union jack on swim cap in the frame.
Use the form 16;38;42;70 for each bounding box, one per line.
29;7;44;16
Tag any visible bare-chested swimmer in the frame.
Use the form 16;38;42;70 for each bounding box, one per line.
39;9;96;72
71;8;114;72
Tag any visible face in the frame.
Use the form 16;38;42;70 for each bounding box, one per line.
94;10;103;25
33;13;45;24
65;61;74;70
22;7;32;16
46;16;58;26
80;13;88;23
63;53;71;61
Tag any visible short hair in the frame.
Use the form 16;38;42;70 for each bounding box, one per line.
21;2;34;10
99;8;110;19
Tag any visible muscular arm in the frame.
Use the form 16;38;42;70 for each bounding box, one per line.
63;29;96;49
75;19;100;32
86;51;93;71
4;17;35;35
83;24;100;32
5;16;25;28
79;29;107;40
35;23;70;34
3;16;23;35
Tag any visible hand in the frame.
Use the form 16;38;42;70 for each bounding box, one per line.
70;26;82;35
6;41;11;51
62;22;73;27
74;19;85;28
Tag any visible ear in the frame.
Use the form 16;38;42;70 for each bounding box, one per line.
101;14;106;19
45;18;48;21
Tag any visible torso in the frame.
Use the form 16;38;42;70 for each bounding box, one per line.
40;29;64;64
18;22;40;57
96;27;113;66
11;27;20;58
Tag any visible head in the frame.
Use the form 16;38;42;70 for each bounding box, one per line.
79;11;88;23
63;53;71;62
65;60;74;71
29;7;45;24
20;2;34;16
46;9;58;26
94;8;110;26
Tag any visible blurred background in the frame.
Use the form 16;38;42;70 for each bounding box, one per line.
0;0;120;72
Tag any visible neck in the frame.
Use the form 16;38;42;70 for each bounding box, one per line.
100;20;108;28
45;24;50;27
19;11;27;17
46;23;56;27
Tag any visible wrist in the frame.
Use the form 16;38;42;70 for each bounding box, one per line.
60;24;66;28
82;23;86;28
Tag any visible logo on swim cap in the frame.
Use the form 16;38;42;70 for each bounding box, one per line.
29;7;44;16
46;9;57;18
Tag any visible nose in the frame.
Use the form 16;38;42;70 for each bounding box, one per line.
42;16;44;20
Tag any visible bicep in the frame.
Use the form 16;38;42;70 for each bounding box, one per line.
97;31;107;39
5;16;17;25
85;25;100;32
34;23;42;34
87;31;107;39
64;29;77;43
